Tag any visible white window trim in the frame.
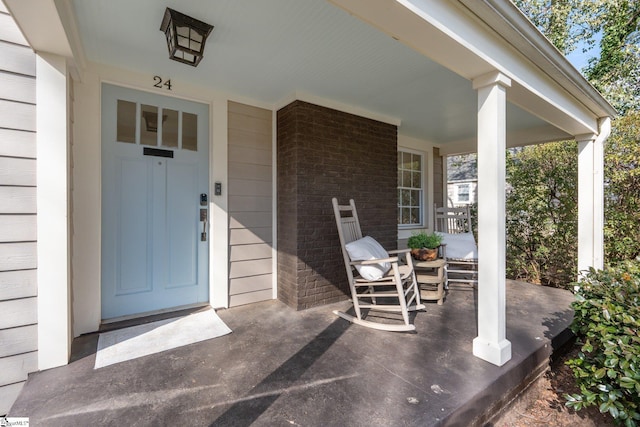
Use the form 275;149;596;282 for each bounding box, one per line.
398;147;426;229
456;183;470;204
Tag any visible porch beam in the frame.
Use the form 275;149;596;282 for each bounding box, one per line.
577;118;610;276
472;71;512;366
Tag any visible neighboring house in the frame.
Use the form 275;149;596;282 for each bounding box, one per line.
446;154;478;207
448;180;477;206
1;0;615;412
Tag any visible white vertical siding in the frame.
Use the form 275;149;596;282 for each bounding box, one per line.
0;5;38;415
227;101;273;307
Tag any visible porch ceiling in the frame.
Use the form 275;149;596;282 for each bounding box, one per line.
70;0;567;150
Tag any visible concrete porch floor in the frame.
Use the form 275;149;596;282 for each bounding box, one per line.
9;280;575;426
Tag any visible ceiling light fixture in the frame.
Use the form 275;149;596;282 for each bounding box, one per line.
160;8;213;67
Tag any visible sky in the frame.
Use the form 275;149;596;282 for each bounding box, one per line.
564;32;602;73
566;48;594;71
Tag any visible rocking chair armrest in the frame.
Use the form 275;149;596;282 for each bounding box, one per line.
387;248;411;255
349;257;399;266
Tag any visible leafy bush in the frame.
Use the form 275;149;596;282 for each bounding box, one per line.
565;261;640;425
505;143;578;287
604;112;640;263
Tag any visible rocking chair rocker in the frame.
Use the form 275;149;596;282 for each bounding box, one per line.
332;198;425;332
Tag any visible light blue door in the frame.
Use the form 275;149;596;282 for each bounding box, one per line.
101;84;209;319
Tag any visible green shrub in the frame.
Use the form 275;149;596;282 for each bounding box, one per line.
565;261;640;425
407;231;442;249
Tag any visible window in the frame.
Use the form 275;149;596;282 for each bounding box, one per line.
456;183;470;203
116;99;198;152
398;150;423;226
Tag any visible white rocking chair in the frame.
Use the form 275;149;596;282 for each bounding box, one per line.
332;198;425;332
434;204;478;287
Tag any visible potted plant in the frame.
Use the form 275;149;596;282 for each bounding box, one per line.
407;231;442;261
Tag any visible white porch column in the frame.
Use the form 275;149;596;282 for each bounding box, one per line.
577;134;596;275
577;118;609;276
472;72;512;366
36;53;72;369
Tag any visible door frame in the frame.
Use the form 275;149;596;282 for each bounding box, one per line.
72;71;235;335
100;83;211;322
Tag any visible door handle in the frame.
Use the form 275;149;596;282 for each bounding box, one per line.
200;208;207;241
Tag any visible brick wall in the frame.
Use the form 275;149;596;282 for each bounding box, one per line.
277;100;397;310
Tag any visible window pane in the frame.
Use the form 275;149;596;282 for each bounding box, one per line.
401;189;411;205
401;208;410;225
402;151;411;169
140;104;158;146
410;208;419;224
410;190;420;207
116;100;136;143
161;109;179;148
402;171;412;188
412;155;421;171
412;171;421;188
182;112;198;151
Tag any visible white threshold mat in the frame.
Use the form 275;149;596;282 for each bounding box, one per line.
95;309;232;369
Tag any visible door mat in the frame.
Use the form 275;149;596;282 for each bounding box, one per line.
94;309;232;369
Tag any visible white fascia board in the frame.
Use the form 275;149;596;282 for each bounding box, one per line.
329;0;609;137
459;0;616;119
5;0;86;78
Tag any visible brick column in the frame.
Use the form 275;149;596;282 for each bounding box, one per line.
277;101;397;310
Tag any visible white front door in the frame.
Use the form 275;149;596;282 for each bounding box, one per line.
101;84;209;319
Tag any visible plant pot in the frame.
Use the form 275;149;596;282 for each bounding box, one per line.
411;248;438;261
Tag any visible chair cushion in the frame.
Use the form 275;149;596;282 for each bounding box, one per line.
436;232;478;260
345;236;391;280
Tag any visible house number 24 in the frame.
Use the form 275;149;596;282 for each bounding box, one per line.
153;76;172;91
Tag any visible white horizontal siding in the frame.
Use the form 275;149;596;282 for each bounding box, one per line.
229;258;272;279
228;161;272;181
227;144;272;166
0;71;36;104
228;178;272;197
0;324;37;358
229;228;272;245
230;275;272;295
0;99;36;131
0;157;36;185
0;215;36;242
228;101;273;307
229;289;273;307
228;195;271;213
0;129;36;158
0;13;28;46
0;351;38;386
230;243;272;262
229;211;273;229
0;270;37;300
0;297;37;329
0;242;37;271
0;9;39;413
0;187;36;213
0;42;35;76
